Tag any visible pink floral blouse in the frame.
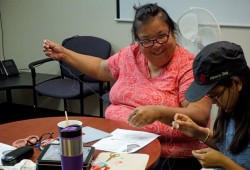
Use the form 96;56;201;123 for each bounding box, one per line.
106;44;205;158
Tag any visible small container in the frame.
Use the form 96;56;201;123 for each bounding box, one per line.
60;125;83;170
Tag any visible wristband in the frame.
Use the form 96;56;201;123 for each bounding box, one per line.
199;127;210;143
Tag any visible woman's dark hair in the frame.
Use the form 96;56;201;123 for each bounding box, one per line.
131;3;178;43
213;66;250;155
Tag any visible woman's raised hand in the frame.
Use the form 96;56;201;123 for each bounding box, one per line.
172;113;200;138
43;39;65;60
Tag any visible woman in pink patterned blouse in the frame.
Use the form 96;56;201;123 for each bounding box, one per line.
43;3;212;170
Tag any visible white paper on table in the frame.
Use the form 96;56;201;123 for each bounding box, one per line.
92;128;159;153
82;126;112;143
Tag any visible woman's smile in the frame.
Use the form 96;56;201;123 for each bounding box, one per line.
152;49;165;56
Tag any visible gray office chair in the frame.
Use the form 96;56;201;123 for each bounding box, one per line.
29;35;111;117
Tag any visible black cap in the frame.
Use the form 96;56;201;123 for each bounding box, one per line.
185;41;247;102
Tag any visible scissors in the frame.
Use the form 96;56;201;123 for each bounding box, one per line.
105;153;120;162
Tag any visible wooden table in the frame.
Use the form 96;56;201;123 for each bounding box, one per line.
0;116;161;169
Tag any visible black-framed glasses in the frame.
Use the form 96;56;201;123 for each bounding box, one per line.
138;30;171;48
207;87;226;101
12;132;54;148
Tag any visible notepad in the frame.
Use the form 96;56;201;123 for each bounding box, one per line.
82;126;112;143
92;152;149;170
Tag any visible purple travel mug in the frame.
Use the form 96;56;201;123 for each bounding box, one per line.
60;125;83;170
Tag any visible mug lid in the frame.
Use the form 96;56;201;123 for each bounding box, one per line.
60;125;82;138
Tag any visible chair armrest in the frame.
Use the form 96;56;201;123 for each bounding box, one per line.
29;58;55;78
28;58;54;70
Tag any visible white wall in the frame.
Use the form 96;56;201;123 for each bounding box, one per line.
118;0;250;27
0;0;250;115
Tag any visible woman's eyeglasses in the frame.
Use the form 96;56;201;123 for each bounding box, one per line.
207;87;226;101
12;132;55;149
138;29;171;48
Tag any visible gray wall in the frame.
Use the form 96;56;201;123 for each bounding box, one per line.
0;0;250;115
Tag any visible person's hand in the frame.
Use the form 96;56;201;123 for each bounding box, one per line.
43;39;65;60
194;148;247;170
192;147;224;168
172;113;200;138
128;106;159;128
